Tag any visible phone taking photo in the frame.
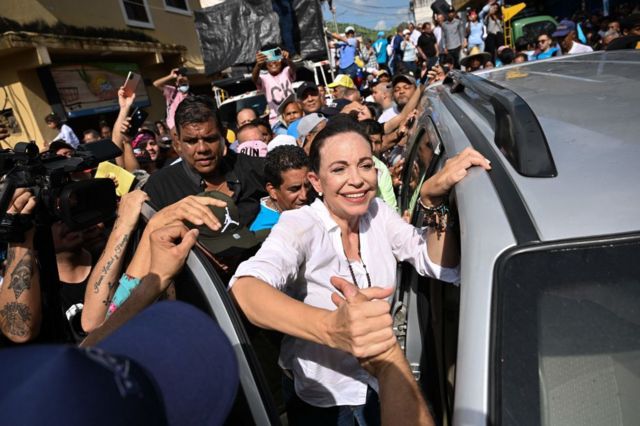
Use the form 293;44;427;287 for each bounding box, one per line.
261;47;283;62
123;71;141;97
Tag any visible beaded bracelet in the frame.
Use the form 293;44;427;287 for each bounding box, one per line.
418;199;455;234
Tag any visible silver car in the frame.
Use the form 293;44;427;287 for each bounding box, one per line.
397;50;640;426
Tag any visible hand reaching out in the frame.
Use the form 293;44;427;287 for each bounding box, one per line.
116;190;149;229
148;195;227;233
420;147;491;205
118;86;136;110
148;223;199;286
255;51;267;66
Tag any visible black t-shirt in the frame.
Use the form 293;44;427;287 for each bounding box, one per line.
144;151;267;227
60;276;89;343
418;33;437;57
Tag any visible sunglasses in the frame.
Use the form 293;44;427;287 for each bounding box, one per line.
537;39;549;43
300;90;319;100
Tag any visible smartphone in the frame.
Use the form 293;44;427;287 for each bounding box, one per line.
123;71;141;97
125;107;149;137
261;47;282;62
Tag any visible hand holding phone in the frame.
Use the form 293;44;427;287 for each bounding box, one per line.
125;108;149;137
261;47;282;62
123;72;141;97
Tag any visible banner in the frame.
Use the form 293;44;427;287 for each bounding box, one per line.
50;63;150;118
195;0;327;75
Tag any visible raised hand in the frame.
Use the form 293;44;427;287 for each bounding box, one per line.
148;223;199;286
420;147;491;205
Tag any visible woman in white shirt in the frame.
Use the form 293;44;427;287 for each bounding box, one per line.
230;118;490;425
400;29;418;75
44;112;80;149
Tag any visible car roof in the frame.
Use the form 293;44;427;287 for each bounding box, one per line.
468;51;640;241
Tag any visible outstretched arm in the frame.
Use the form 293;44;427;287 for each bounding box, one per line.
420;147;491;267
81;223;198;347
112;86;140;171
383;84;425;134
231;277;396;358
331;277;434;426
81;190;149;333
153;68;179;90
252;51;267;87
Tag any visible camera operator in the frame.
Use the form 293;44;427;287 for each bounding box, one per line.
0;189;41;343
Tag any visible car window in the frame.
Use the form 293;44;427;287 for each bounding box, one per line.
399;116;444;221
218;95;268;129
492;236;640;426
522;21;557;42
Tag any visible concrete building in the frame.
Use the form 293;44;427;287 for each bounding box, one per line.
413;0;438;25
0;0;206;148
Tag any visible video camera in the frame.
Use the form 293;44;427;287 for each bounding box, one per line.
0;139;122;242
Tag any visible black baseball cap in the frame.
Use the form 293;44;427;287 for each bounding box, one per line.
277;93;298;116
296;81;319;99
190;191;263;256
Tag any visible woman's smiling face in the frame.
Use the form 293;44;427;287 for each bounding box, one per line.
309;132;378;223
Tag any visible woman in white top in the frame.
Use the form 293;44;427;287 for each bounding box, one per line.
44;112;80;149
400;29;418;75
230;118;490;425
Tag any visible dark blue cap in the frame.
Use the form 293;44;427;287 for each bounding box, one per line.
0;301;239;426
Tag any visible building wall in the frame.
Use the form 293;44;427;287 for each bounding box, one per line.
0;58;56;147
0;0;206;148
2;0;204;70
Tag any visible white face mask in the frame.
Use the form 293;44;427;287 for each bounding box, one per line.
178;84;189;93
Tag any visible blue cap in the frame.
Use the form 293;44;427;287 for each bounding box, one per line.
287;117;302;139
0;301;239;426
377;31;385;37
552;19;576;37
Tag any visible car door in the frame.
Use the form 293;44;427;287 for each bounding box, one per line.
395;114;459;426
139;204;281;426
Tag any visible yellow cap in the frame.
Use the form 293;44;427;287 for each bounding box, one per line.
327;74;356;89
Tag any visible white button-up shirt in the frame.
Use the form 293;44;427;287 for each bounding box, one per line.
230;198;459;407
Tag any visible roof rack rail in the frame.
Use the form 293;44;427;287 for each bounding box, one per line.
444;70;557;178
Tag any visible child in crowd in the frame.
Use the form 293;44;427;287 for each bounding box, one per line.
252;45;296;128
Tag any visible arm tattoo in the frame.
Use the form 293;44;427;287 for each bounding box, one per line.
0;301;32;337
6;247;16;267
8;252;33;300
93;234;130;294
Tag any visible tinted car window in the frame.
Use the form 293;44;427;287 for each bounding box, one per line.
400;116;443;219
522;21;557;42
492;236;640;426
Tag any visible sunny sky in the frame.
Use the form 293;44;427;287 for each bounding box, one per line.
321;0;413;30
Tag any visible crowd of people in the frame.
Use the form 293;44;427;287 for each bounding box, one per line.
326;1;639;77
0;1;638;424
